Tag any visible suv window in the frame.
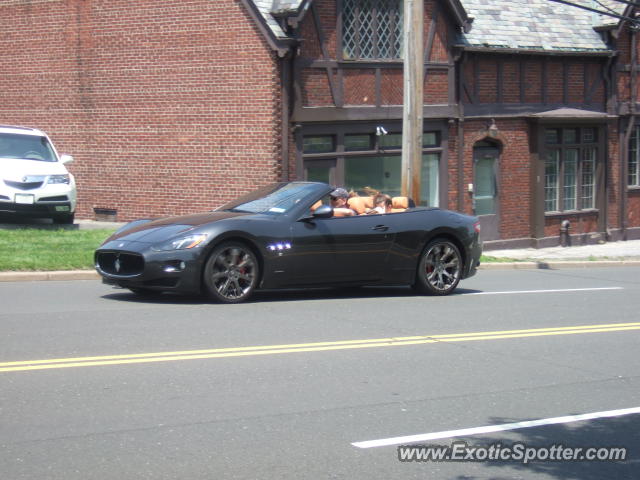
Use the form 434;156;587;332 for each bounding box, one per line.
0;133;57;162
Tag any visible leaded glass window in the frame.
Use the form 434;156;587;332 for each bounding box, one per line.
563;149;578;211
581;148;596;209
630;126;640;187
544;127;598;213
545;151;559;212
343;0;403;60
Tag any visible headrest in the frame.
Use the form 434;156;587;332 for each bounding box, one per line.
392;196;409;209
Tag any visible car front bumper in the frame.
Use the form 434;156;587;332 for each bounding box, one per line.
95;240;204;294
0;200;74;217
0;183;77;218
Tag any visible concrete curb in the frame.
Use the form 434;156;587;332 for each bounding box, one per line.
479;260;640;270
1;260;640;282
0;270;100;282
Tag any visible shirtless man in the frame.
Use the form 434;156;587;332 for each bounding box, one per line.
329;188;356;217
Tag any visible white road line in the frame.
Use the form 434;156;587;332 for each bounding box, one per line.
352;406;640;449
467;287;623;295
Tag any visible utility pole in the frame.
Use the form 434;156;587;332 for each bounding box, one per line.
401;0;424;202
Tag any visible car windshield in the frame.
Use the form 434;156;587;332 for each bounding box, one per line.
219;183;325;214
0;133;57;162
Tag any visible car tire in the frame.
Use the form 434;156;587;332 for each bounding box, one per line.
202;242;259;303
414;238;462;296
53;213;75;225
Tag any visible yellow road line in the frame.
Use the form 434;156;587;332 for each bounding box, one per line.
2;322;639;373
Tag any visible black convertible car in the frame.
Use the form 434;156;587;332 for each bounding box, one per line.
95;182;482;303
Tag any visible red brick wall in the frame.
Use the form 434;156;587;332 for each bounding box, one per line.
463;56;605;106
544;214;599;238
477;59;498;104
381;70;403;105
343;70;376;105
451;119;532;239
629;191;640;228
523;61;542;103
424;70;448;104
0;0;282;221
427;0;450;63
503;61;520;103
301;69;334;106
547;61;564;103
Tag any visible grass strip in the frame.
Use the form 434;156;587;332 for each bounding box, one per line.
0;228;116;271
480;255;520;263
0;228;518;272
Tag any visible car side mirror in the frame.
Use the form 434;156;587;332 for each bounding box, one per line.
312;205;333;219
60;154;74;164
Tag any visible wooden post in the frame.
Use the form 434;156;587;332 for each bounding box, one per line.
401;0;424;202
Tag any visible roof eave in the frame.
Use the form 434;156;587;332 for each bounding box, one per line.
241;0;297;57
455;45;615;57
446;0;471;30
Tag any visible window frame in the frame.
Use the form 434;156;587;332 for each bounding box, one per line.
543;127;599;214
298;123;446;207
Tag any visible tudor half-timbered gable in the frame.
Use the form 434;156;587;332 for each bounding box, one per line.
290;0;467;210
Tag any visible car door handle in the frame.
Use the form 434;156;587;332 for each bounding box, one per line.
372;225;389;231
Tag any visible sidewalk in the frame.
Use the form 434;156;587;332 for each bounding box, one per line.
481;239;640;270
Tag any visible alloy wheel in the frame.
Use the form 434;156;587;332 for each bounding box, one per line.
416;239;462;295
204;243;258;303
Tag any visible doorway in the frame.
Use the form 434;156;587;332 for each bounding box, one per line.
473;141;500;241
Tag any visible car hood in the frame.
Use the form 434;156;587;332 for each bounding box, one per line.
107;211;253;243
0;158;67;180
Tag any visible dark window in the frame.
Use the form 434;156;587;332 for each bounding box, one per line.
378;131;439;150
345;134;372;151
423;132;439;147
342;0;403;60
379;133;402;149
303;136;334;154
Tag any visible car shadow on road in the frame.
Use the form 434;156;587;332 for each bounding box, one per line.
100;286;483;305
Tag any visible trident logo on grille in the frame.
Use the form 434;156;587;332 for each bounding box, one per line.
114;255;121;273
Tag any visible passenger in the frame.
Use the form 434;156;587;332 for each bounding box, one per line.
367;193;392;214
329;187;356;217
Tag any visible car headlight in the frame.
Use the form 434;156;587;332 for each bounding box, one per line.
48;174;70;184
152;234;208;251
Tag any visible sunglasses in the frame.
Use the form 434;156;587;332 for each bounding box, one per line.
330;196;338;201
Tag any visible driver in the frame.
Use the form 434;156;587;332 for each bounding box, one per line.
329;188;356;217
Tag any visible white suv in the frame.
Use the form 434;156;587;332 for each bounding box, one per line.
0;125;77;224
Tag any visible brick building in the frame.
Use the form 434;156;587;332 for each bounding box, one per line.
1;0;640;248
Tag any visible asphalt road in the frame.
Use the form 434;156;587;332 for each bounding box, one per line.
1;268;639;479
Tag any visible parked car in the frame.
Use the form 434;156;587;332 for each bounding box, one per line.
95;182;482;303
0;125;76;224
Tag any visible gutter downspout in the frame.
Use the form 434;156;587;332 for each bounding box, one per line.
457;51;466;212
280;50;293;182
